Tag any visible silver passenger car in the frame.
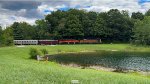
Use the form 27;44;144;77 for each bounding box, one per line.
14;40;38;45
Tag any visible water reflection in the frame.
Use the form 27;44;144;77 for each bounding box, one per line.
49;51;150;71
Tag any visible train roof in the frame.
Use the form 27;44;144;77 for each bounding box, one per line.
14;40;58;41
14;40;38;41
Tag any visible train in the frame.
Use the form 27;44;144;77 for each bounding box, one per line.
14;39;102;45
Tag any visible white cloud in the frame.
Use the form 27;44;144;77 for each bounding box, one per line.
0;8;36;28
1;0;150;28
141;2;150;11
12;16;36;25
80;0;143;14
37;3;69;15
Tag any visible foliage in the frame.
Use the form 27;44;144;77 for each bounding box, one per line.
63;14;84;39
29;48;49;59
40;49;48;56
131;12;144;20
0;27;13;46
104;9;133;42
92;15;105;38
12;22;22;40
132;16;150;45
0;26;3;46
35;19;51;40
29;48;41;59
2;8;150;45
145;9;150;16
45;9;134;42
12;22;35;40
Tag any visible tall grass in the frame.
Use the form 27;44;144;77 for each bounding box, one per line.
0;44;150;84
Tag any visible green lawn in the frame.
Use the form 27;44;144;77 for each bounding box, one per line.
0;44;150;84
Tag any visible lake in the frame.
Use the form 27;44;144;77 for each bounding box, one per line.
49;50;150;71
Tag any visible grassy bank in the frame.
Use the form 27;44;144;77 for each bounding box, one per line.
0;44;150;84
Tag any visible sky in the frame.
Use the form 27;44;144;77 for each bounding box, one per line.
0;0;150;28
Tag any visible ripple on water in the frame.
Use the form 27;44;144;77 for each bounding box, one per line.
50;51;150;71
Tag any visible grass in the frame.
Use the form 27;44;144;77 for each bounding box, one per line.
0;44;150;84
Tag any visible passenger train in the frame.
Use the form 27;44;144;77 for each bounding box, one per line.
14;39;101;45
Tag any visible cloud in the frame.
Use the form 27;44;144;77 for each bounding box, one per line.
0;0;150;28
0;1;42;28
80;0;140;13
0;1;41;10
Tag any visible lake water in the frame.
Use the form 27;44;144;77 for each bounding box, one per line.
50;50;150;71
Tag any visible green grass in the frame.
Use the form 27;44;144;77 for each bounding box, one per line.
0;44;150;84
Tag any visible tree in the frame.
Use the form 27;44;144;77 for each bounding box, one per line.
12;22;22;40
0;26;3;46
67;9;86;22
12;22;35;40
2;27;13;46
145;9;150;16
87;11;97;21
4;8;135;43
54;18;66;39
0;26;2;37
132;16;150;45
45;10;66;34
19;22;35;40
131;12;144;20
121;10;129;18
44;8;134;42
92;15;106;38
63;15;84;39
82;15;93;38
104;9;133;42
35;19;51;40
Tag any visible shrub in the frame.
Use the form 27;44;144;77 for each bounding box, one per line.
40;49;48;56
29;48;40;59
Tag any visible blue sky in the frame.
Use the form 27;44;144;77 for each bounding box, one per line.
0;0;150;28
139;0;150;4
43;4;90;13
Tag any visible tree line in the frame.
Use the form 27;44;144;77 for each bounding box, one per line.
1;9;150;46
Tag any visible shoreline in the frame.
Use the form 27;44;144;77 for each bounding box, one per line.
60;63;150;76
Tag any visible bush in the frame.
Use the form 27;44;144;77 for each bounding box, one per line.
29;48;40;59
40;49;48;56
